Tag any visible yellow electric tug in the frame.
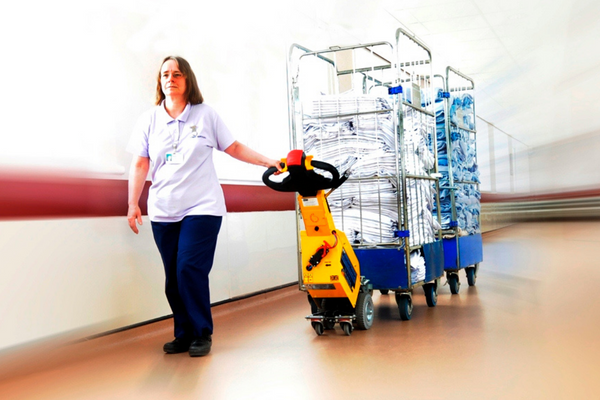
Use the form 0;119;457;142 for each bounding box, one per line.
263;150;374;336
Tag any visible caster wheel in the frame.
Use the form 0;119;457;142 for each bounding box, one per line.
311;321;324;336
424;283;437;307
356;292;374;330
341;322;353;336
380;289;389;295
466;267;476;286
448;273;460;294
395;294;413;321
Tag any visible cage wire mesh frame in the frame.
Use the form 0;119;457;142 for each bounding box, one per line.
394;27;444;290
439;66;483;274
287;36;444;295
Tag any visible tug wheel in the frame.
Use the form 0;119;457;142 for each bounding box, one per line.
356;292;374;330
341;322;353;336
311;321;324;336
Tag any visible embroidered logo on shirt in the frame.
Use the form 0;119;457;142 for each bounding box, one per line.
190;125;206;139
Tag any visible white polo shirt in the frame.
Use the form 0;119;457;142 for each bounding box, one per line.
127;102;235;222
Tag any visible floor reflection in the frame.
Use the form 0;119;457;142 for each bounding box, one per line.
1;222;599;399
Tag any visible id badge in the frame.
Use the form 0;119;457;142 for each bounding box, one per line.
165;152;184;164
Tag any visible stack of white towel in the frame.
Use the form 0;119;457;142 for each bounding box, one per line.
302;94;440;249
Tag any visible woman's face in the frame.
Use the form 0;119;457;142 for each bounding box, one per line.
160;59;187;100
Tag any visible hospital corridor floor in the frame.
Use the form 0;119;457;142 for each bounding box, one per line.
1;221;599;399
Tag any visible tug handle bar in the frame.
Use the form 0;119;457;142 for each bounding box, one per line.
262;150;348;197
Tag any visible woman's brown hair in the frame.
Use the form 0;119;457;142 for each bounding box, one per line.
155;56;204;105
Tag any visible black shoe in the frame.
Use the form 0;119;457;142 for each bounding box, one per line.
163;337;192;354
189;335;212;357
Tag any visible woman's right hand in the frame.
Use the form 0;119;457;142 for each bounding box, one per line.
127;204;143;234
127;155;150;235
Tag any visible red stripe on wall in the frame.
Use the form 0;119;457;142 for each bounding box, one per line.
221;184;295;212
0;173;295;220
481;188;600;203
3;171;598;220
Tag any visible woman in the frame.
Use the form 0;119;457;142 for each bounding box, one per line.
127;56;280;357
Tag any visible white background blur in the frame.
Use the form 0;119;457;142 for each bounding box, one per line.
0;0;598;191
1;0;599;352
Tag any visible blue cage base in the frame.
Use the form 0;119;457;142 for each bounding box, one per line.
443;233;483;270
355;240;444;290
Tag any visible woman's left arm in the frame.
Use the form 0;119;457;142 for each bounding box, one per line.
224;140;281;169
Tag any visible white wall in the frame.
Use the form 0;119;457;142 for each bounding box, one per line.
0;211;297;352
476;117;531;195
0;0;403;351
0;0;547;351
0;0;404;181
528;131;600;193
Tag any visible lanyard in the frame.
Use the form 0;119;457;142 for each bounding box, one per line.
171;120;181;152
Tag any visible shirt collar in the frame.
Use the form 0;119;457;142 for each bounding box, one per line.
158;101;191;125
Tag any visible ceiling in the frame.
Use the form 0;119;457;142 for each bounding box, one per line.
385;0;600;147
313;0;600;148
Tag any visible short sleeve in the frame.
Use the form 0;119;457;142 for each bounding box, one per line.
126;111;152;157
211;109;236;152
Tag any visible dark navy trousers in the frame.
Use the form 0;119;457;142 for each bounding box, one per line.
151;215;222;339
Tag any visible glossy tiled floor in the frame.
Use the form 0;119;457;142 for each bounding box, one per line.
1;222;599;399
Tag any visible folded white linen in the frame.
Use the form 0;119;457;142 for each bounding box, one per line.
303;93;441;246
